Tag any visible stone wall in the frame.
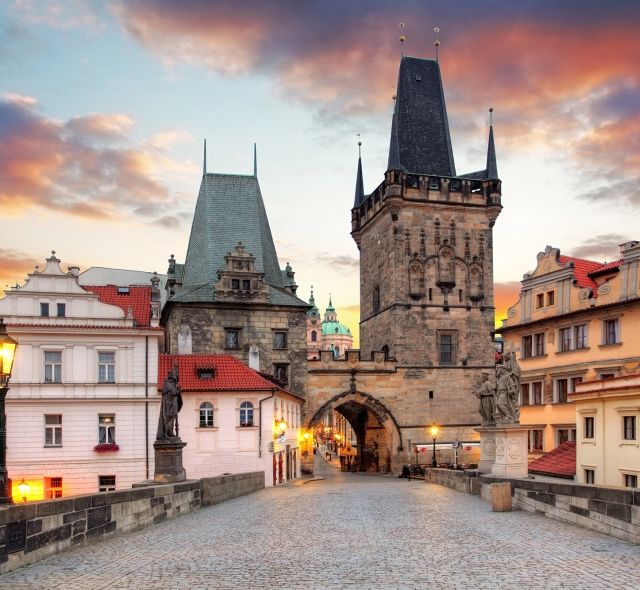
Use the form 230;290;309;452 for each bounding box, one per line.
201;471;265;506
165;304;308;397
0;472;265;574
424;468;640;545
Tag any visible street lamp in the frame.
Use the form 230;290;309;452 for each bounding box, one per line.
430;424;439;468
18;478;30;503
0;317;18;504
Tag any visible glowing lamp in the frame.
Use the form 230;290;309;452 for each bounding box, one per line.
18;479;30;502
430;424;439;439
0;318;17;386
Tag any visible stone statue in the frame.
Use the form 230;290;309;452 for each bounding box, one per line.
475;371;496;426
494;353;521;424
157;367;183;439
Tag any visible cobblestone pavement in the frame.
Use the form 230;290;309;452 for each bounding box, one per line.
2;459;639;590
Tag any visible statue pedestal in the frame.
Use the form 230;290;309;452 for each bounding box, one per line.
476;425;529;478
154;438;187;483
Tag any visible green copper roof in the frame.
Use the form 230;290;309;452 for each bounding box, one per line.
171;172;307;308
322;321;352;336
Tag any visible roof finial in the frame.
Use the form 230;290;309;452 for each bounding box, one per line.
203;138;207;175
357;133;362;158
253;142;257;177
434;27;440;62
399;23;405;57
329;292;332;306
489;106;494;127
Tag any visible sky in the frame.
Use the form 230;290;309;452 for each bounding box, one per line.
1;0;639;347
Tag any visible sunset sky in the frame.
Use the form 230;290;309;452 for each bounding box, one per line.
2;1;639;345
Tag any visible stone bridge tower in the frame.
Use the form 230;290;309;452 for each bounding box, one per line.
306;54;502;474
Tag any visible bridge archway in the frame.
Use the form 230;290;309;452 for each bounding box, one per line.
306;391;402;474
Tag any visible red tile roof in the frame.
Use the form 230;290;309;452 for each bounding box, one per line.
158;354;284;392
7;323;162;331
528;440;576;479
83;285;152;326
558;255;602;291
588;260;621;277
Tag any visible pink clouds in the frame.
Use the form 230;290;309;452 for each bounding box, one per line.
0;97;188;226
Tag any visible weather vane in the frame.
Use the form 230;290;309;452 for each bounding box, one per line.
399;23;405;56
357;133;362;157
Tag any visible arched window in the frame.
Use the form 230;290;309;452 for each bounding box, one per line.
199;402;214;428
240;401;254;427
311;330;317;342
381;345;390;359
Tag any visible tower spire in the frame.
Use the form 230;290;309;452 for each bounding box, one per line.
354;134;365;207
203;138;207;175
253;142;257;177
486;107;498;180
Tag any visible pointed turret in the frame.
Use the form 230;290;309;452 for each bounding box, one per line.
354;140;365;207
386;56;456;176
485;111;498;180
203;138;207;175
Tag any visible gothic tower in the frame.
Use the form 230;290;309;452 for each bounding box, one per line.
352;55;501;373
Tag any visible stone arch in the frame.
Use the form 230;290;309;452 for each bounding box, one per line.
306;390;403;474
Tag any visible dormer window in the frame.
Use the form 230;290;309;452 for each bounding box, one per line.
197;368;215;379
117;287;130;295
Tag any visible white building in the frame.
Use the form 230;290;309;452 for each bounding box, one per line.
0;252;163;500
158;354;303;485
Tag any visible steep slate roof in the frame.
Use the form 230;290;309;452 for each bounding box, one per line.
528;441;576;479
158;354;290;393
182;174;283;288
387;56;456;177
83;285;151;326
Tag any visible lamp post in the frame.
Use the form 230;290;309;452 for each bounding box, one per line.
430;424;439;468
0;317;18;504
18;478;30;503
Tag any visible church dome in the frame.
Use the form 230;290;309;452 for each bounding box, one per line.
321;321;352;336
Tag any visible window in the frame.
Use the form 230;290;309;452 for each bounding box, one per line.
40;302;50;317
623;416;636;440
520;383;530;406
575;324;587;349
239;401;254;427
98;475;116;492
532;382;543;405
546;291;555;306
536;293;544;309
522;335;532;358
117;287;129;294
231;279;240;290
44;351;62;383
311;330;317;342
556;428;575;445
98;414;116;444
555;379;568;403
585;469;595;484
242;279;251;290
534;332;545;356
438;332;456;365
225;329;241;350
45;477;63;499
599;371;617;380
273;331;288;349
373;285;380;313
199;402;214;428
571;376;583;391
559;327;572;352
624;474;638;488
197;368;215;379
584;416;595;439
44;414;62;447
56;303;66;317
98;352;115;383
274;364;289;385
603;318;620;345
528;430;543;451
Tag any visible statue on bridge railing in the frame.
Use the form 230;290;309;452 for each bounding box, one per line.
474;352;521;426
157;367;183;439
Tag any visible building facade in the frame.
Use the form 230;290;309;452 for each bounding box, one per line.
306;54;502;473
306;290;353;360
571;374;640;488
162;157;309;397
500;243;640;459
158;354;302;486
0;253;162;500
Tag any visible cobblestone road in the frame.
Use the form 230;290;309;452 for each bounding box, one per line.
2;458;639;589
